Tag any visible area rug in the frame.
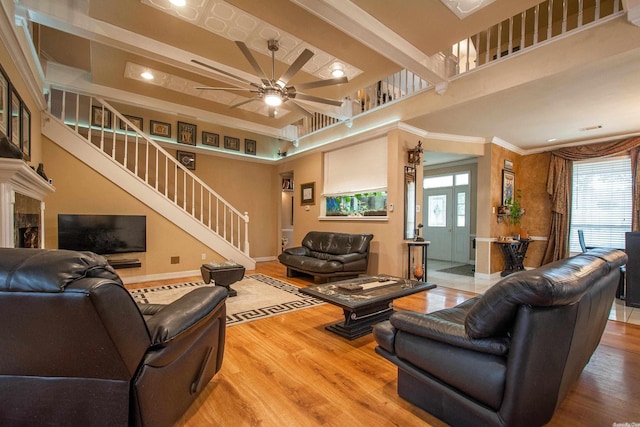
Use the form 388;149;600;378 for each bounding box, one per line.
437;264;475;277
129;274;324;326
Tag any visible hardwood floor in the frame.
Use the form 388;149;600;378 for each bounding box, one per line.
130;262;640;426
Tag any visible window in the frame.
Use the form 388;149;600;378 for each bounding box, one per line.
323;138;387;217
569;157;631;252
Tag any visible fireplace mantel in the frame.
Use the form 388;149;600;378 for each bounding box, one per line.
0;158;55;248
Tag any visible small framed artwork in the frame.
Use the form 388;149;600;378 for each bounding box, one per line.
224;136;240;151
176;150;196;170
177;121;197;145
21;104;30;160
202;131;219;147
91;105;112;128
300;182;315;205
0;68;8;136
245;139;256;155
150;120;171;137
10;87;20;147
119;114;143;131
504;159;514;171
502;169;515;205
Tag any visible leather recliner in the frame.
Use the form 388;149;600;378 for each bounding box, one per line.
373;248;627;427
0;248;227;427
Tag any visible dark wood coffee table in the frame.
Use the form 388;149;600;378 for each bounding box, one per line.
300;275;436;340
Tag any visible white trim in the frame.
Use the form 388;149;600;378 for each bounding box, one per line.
0;0;46;110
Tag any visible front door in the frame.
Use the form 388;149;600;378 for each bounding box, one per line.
424;186;470;263
425;188;453;261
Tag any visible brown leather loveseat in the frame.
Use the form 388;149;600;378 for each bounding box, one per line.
373;247;626;427
0;248;227;427
278;231;374;282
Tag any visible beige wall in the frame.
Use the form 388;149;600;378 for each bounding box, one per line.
41;135;278;279
275;130;423;278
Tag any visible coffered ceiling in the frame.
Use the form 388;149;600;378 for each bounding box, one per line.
15;0;640;156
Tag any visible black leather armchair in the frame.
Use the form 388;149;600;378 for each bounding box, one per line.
373;248;626;427
0;248;227;427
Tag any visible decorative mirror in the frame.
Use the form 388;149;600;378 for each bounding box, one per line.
404;166;416;240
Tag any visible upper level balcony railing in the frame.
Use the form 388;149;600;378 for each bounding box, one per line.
297;0;624;138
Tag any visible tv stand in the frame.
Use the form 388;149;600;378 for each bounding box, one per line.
108;258;141;269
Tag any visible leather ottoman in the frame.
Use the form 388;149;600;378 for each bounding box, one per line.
200;261;245;297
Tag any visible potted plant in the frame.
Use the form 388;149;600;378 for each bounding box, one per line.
505;189;526;238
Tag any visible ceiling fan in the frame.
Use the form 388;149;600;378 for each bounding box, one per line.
192;39;348;118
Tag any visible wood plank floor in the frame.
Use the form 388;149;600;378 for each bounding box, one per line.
129;261;640;426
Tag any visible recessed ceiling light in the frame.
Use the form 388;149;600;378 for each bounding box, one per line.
330;62;345;78
169;0;186;6
140;70;154;80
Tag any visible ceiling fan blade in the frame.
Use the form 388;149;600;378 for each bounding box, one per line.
291;93;343;106
287;100;314;117
196;86;254;91
235;41;270;86
191;59;258;88
230;97;260;109
277;49;314;86
292;76;348;91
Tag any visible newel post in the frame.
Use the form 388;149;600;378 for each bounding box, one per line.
243;212;250;255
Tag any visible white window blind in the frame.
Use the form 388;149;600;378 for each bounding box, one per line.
570;157;632;252
323;138;387;196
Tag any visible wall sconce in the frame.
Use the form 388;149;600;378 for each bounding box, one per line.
277;149;287;158
407;140;423;165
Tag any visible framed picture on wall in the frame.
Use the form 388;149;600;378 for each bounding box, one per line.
301;182;315;205
91;105;112;128
502;169;515;205
224;136;240;151
21;104;30;160
10;87;20;147
0;68;8;136
202;131;219;147
119;115;143;131
150;120;171;137
245;139;256;155
177;121;197;145
176;150;196;170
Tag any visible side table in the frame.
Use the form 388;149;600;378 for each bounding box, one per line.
200;261;245;297
495;239;530;277
406;241;430;281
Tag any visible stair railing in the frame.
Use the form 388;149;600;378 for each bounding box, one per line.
47;87;250;255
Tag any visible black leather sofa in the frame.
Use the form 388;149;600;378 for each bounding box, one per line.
373;247;626;427
278;231;374;281
0;248;227;427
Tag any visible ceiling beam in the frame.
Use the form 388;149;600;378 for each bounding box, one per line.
291;0;449;94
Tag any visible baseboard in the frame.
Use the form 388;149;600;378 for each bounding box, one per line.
255;256;278;262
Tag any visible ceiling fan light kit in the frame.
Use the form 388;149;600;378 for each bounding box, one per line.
195;39;348;118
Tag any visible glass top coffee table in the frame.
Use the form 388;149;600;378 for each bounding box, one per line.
300;275;436;340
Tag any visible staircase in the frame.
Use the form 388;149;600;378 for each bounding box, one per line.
43;89;255;270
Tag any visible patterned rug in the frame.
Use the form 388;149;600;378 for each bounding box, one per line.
129;274;324;326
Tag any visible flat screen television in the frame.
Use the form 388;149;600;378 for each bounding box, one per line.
58;214;146;255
